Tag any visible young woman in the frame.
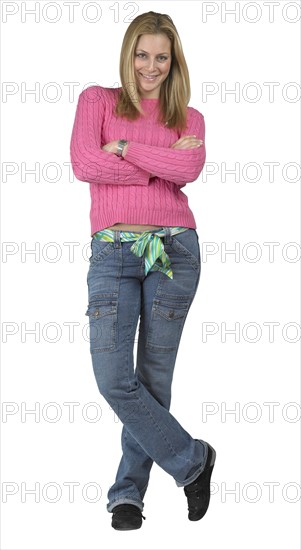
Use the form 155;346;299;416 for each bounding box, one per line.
70;10;216;531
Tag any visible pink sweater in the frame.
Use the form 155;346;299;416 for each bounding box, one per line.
70;85;206;235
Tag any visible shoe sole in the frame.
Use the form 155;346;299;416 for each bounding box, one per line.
112;524;142;531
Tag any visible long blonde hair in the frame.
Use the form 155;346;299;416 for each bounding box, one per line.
114;11;191;132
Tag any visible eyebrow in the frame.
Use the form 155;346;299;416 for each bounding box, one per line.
136;49;170;55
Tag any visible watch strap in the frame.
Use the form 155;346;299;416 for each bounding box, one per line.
116;139;128;157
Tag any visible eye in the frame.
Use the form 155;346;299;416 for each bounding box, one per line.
135;53;168;61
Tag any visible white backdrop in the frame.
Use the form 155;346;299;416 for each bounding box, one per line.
1;1;300;549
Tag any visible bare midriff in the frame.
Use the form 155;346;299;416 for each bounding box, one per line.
105;223;163;232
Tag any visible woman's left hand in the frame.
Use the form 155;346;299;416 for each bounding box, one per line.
101;140;129;158
102;140;155;177
101;141;119;154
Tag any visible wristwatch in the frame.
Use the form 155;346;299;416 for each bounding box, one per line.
116;139;128;158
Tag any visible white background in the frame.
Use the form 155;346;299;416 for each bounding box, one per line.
1;1;300;549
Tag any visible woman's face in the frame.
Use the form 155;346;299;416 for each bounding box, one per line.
134;33;172;99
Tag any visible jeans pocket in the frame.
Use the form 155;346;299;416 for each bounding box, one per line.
89;239;115;269
170;230;200;271
145;297;190;353
85;298;118;353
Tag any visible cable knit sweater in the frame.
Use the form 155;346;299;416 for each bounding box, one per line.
70;85;206;235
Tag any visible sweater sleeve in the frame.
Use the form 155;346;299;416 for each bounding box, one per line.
70;86;150;186
124;108;206;186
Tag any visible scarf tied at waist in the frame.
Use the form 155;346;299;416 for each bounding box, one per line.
92;226;189;279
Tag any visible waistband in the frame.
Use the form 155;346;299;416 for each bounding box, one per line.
92;226;189;279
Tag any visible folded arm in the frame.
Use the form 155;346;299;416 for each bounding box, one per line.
123;109;206;186
70;86;150;185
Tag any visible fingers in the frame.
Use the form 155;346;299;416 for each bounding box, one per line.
171;135;203;149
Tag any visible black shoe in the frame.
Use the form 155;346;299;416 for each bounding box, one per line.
184;442;216;521
111;504;145;531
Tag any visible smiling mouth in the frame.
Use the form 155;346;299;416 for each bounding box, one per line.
139;73;159;80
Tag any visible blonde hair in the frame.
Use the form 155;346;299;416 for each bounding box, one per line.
114;11;191;132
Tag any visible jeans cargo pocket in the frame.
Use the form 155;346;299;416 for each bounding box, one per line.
145;297;190;353
85;299;118;353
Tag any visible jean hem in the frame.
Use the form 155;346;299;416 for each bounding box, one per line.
175;439;208;488
107;498;144;513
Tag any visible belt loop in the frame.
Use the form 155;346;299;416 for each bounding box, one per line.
113;230;121;248
163;226;172;245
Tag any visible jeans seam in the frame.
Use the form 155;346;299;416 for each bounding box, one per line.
176;440;209;487
126;298;141;393
135;390;198;472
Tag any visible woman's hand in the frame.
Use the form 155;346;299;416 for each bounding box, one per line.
101;140;119;154
171;135;203;149
150;135;203;178
101;140;129;158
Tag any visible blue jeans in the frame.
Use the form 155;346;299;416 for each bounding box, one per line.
85;227;208;512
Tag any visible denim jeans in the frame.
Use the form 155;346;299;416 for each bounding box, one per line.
85;227;208;512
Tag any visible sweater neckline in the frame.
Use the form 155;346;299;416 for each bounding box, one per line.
116;88;159;102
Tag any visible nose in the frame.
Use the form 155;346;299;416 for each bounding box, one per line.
145;58;157;71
